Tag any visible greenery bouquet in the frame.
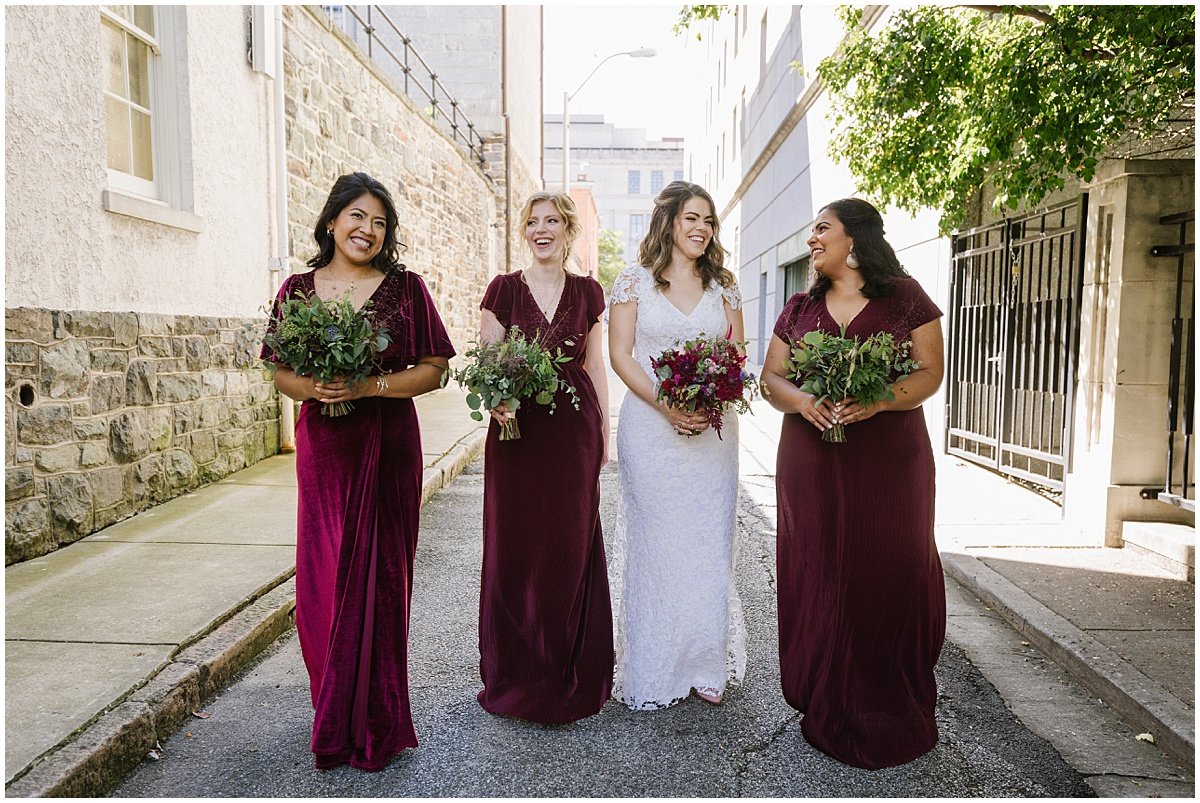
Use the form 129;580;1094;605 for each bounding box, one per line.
261;290;391;417
784;327;919;443
452;326;579;441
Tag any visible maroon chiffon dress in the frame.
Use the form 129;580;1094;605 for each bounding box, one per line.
262;268;455;771
773;276;946;770
476;271;614;723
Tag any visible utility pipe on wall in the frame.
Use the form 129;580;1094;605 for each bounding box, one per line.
269;5;295;451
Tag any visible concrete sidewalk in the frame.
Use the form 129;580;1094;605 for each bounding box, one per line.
3;384;487;797
5;387;1194;795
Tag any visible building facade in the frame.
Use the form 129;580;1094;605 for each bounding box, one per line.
544;114;685;268
321;4;544;273
5;5;541;564
687;5;1194;547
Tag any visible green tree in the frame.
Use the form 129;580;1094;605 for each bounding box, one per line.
673;4;727;40
816;5;1195;232
597;229;626;291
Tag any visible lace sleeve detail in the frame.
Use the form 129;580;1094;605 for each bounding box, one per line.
720;281;743;310
610;266;642;305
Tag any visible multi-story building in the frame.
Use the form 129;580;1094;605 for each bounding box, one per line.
544;114;684;268
687;5;1194;546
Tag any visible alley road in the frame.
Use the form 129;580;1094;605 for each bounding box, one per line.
113;458;1092;797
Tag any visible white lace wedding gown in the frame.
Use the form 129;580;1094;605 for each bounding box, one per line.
609;264;747;710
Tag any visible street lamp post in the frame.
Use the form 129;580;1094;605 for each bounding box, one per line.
561;48;656;195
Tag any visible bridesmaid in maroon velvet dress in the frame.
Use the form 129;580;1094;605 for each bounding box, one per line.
262;173;454;771
476;191;613;723
760;198;946;770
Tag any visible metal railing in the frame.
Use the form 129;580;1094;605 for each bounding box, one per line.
323;5;490;173
1141;210;1195;511
945;197;1088;496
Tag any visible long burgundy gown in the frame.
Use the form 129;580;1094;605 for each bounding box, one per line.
262;268;455;771
476;271;614;723
773;276;946;770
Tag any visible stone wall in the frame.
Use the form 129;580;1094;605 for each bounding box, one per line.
282;5;503;350
5;309;278;564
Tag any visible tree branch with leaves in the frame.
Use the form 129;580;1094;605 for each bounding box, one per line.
815;5;1195;233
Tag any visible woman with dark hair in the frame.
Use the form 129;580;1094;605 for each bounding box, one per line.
608;181;747;710
760;198;946;769
261;172;455;771
475;191;614;723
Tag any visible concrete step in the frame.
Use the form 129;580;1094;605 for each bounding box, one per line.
1123;522;1195;583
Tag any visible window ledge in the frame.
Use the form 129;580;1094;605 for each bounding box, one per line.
102;189;204;233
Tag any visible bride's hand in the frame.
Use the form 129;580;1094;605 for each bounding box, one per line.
660;401;708;436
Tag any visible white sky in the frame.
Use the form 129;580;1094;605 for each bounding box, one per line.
541;3;698;142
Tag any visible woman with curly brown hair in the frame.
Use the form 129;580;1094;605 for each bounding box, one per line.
607;181;747;710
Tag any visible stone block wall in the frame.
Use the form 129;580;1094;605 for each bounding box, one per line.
282;6;503;352
4;308;278;564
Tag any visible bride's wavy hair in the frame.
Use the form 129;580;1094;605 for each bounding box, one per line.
519;191;582;271
808;198;908;300
638;181;735;291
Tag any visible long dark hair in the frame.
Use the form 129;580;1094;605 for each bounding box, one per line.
638;181;734;290
307;172;406;272
808;198;908;299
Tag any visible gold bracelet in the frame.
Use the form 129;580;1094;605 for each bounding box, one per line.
375;375;388;396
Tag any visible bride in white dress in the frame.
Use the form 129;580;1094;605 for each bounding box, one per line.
607;181;747;710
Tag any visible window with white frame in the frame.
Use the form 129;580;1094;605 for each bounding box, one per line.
629;213;648;243
100;5;201;230
102;5;158;195
674;169;684;182
628;170;641;194
650;170;664;194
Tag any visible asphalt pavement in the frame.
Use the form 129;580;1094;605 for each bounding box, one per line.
111;459;1096;798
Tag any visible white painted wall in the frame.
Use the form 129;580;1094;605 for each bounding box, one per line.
5;5;275;317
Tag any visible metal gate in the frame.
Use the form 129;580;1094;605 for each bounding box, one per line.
945;197;1088;494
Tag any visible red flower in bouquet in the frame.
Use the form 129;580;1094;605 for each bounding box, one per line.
650;337;759;439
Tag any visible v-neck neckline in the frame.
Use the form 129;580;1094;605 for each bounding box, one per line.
519;270;567;328
309;268;388;314
821;294;870;333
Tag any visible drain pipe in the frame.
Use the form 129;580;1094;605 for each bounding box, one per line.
269;5;296;451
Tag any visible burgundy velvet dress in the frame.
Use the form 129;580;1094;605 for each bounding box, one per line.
773;276;946;770
262;268;455;771
476;271;614;723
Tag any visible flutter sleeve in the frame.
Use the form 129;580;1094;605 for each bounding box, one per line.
609;266;642;305
583;276;606;329
479;273;514;328
259;273;305;364
720;280;743;310
899;277;943;334
398;271;456;364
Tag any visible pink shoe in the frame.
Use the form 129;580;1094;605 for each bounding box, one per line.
695;687;724;704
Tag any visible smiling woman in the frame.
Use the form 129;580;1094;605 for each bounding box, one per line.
607;181;748;710
261;172;456;771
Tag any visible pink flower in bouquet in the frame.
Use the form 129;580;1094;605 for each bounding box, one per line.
650;337;759;439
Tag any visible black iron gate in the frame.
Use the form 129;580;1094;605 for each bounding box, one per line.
945;197;1088;494
1142;210;1195;510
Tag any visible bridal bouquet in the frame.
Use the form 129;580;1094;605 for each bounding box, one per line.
452;326;579;441
261;290;391;417
651;337;758;440
784;327;919;443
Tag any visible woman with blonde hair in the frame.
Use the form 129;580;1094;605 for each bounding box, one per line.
475;190;613;723
607;181;747;709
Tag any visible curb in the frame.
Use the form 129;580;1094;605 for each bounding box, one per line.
941;550;1196;772
5;429;486;798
